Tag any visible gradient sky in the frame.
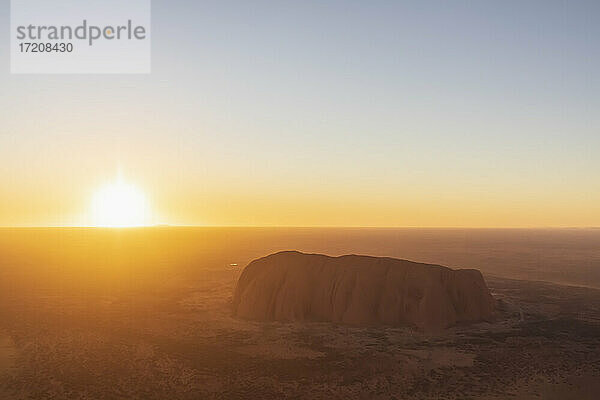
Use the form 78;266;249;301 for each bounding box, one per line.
1;0;599;227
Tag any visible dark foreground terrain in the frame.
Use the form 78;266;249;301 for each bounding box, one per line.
1;228;599;399
1;270;600;399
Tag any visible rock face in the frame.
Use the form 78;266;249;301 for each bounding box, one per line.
233;251;495;331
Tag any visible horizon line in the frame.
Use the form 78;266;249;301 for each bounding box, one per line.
1;225;599;230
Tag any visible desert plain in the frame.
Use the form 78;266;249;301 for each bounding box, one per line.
0;227;599;399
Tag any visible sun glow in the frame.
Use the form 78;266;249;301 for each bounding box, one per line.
91;179;150;227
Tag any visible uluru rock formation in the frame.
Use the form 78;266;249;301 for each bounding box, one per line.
233;251;495;331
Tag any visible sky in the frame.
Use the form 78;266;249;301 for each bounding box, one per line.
0;0;599;227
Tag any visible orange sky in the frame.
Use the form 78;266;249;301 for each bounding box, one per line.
1;2;598;227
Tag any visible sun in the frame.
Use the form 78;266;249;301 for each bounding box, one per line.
91;179;150;227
